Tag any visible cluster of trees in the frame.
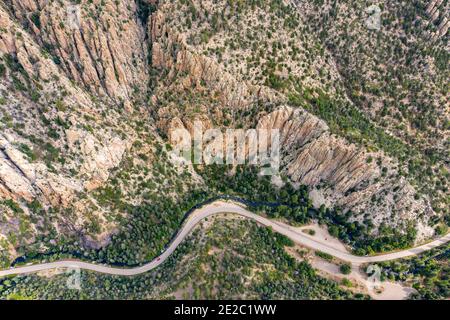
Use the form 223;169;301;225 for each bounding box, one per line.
199;164;313;224
340;264;351;275
136;0;157;26
377;243;449;300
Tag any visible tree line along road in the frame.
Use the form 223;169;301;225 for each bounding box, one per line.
0;200;449;277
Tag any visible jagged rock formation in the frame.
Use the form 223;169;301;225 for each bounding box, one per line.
150;8;283;111
257;107;434;238
0;133;81;206
0;1;144;253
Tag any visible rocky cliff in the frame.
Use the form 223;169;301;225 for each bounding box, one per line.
0;0;446;263
0;0;144;256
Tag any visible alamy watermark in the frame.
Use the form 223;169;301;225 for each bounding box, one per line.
168;121;280;176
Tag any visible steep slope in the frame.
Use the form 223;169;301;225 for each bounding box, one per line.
257;106;432;237
4;0;149;106
0;0;149;261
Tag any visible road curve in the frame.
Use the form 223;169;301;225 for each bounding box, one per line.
0;200;449;277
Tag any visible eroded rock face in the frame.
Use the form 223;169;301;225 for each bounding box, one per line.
7;0;149;105
149;10;283;112
0;2;135;206
0;2;139;252
257;107;434;240
0;138;36;202
0;6;93;109
0;133;81;206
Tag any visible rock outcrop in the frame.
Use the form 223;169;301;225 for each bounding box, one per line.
426;0;449;38
150;9;283;112
66;128;130;191
0;1;140;252
0;3;134;205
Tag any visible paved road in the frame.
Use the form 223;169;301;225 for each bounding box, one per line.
0;201;449;277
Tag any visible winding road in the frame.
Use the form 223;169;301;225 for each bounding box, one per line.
0;200;449;277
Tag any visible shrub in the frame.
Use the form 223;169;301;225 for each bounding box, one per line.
340;263;352;275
